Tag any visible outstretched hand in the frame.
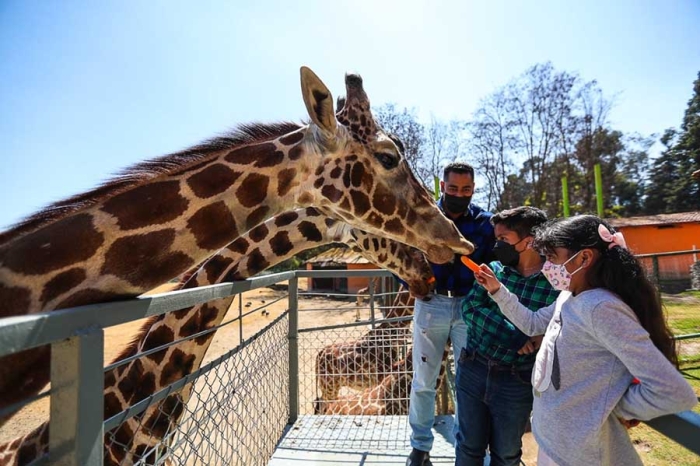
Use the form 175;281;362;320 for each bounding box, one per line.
474;264;502;295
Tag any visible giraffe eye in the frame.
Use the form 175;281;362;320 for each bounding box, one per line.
374;152;399;170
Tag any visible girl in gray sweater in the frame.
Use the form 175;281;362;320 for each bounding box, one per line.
475;215;697;466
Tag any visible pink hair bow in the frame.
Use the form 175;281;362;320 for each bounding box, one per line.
598;224;627;250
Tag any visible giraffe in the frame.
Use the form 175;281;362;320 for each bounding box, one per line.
0;66;475;418
314;344;452;416
0;206;434;465
314;287;415;404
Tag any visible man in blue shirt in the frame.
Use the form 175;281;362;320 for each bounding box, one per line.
407;162;495;466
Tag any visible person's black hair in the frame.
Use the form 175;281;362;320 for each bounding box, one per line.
491;206;548;239
532;214;678;366
443;162;474;180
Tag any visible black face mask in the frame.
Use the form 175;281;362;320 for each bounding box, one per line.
492;238;526;267
443;194;471;215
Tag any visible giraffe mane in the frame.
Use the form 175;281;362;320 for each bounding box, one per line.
0;121;303;245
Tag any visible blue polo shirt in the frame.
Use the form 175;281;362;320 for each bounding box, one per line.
431;200;495;296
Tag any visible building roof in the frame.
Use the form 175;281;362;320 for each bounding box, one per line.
607;211;700;227
305;247;372;265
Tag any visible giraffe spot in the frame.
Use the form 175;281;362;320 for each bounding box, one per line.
224;264;243;282
236;173;269;208
143;325;175;365
110;423;133;462
270;231;294;256
161;349;196;387
350;190;371;216
116;363;140;402
279;130;304;146
54;288;131;311
102;230;194;288
249;223;270;243
132;371;156;404
384;218;406;236
275;211;299;227
297;192;313;205
188;202;239;251
186;163;240;199
229;238;250;256
224;142;276;165
324;218;336;228
321;185;343;203
367;212;384;228
254;150;285;168
180;302;220;339
378;253;388;263
397;200;408;219
330;166;342;179
40;267;86;306
362;238;370;250
298;221;323;242
246;205;270;231
277;168;298;196
204;255;234;283
245;248;270;276
0;284;31;318
102;181;189;230
306;207;322;217
339;196;351;212
145;395;184;439
2;213;104;275
372;183;397;216
350;163;365;188
342;165;352;188
104;392;124;420
104;371;116;389
406;209;418;225
288;144;303;161
313;176;325;189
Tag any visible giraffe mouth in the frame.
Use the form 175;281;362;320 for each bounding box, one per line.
425;245;457;264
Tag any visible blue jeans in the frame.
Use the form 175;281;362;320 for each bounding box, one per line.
408;294;467;452
455;349;534;466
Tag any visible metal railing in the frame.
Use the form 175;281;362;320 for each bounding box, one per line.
0;269;698;465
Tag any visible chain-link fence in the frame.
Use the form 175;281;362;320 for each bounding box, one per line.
103;313;290;466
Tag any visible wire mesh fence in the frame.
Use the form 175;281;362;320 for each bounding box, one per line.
104;314;290;466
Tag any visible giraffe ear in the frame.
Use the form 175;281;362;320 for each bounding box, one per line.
300;66;338;136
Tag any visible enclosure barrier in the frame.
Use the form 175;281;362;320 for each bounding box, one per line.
0;269;698;465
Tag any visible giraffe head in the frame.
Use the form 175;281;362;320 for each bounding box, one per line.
298;67;473;264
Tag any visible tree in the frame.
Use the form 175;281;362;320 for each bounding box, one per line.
373;103;427;183
644;73;700;213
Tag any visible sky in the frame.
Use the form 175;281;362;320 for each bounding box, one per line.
1;0;699;230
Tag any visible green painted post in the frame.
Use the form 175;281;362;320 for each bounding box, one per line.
561;175;570;217
594;163;604;217
434;175;440;201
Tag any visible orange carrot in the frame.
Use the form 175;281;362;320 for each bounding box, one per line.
460;256;481;273
427;276;436;284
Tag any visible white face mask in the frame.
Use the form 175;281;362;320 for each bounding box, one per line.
541;251;584;291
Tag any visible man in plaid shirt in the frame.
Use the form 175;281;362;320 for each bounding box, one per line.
455;206;559;466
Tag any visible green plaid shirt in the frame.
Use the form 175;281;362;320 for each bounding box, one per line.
461;261;559;365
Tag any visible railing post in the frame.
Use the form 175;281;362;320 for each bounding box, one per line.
368;278;376;329
50;327;104;466
652;255;660;286
288;275;299;424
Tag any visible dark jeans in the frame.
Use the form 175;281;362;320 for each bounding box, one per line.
455;349;534;466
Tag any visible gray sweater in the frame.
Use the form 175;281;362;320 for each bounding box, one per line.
490;286;698;466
